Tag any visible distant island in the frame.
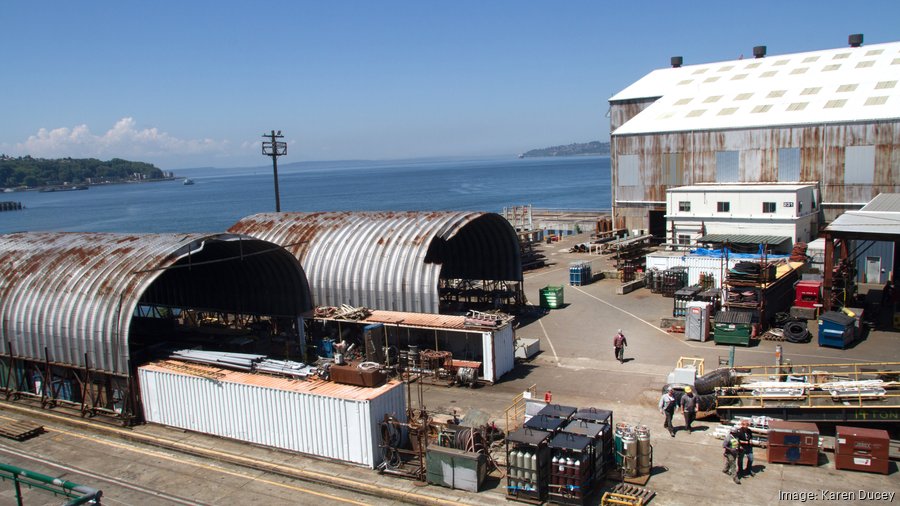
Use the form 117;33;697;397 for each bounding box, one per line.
0;155;175;190
519;141;610;158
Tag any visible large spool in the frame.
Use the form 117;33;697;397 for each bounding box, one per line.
622;431;638;478
636;425;651;476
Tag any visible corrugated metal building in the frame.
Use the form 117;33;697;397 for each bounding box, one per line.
609;36;900;236
0;232;312;421
229;211;523;314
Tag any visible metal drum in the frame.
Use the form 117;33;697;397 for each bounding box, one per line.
621;430;638;478
636;425;651;476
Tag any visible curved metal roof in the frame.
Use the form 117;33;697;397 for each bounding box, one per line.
229;211;522;313
0;232;311;376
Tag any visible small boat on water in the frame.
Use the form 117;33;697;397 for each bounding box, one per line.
183;178;195;185
39;185;89;192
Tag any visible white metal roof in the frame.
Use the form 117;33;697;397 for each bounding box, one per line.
611;41;900;135
667;183;816;193
826;193;900;236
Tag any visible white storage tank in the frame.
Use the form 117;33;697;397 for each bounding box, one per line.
138;360;406;468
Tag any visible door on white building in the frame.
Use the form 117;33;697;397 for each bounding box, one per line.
866;256;882;283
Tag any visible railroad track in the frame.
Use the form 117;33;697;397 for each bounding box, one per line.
0;401;462;506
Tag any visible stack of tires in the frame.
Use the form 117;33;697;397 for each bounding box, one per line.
662;368;738;412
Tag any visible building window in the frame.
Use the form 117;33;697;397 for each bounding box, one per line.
679;201;691;212
617;154;639;186
845;146;875;185
716;151;739;182
717;202;730;213
778;148;801;181
762;202;776;213
664;153;684;187
677;234;691;246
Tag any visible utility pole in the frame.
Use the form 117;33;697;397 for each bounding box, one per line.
261;130;287;212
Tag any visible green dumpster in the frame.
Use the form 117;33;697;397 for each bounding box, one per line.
539;285;564;309
713;310;753;346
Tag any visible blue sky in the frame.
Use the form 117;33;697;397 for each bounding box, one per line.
1;1;898;170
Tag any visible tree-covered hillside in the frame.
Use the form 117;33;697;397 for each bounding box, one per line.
520;141;610;158
0;155;170;188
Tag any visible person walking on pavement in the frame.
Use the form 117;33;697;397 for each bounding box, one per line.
613;329;627;363
658;387;677;437
733;419;755;478
722;429;742;484
680;386;698;434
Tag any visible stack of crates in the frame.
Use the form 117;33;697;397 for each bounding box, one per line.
569;262;592;286
662;267;688;297
540;286;565;309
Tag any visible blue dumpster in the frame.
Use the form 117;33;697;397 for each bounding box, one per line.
817;311;857;349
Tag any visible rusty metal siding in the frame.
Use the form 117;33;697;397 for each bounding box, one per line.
229;212;522;314
0;233;311;376
610;99;657;133
612;121;900;229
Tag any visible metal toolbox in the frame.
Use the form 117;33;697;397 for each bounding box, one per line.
767;421;819;466
834;426;890;474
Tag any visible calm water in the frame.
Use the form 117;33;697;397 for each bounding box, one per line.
0;156;611;234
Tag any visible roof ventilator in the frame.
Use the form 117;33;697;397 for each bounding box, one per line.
753;46;766;58
848;33;863;48
671;56;683;68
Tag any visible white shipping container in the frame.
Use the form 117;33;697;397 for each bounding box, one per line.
138;361;407;468
646;253;735;288
485;325;515;383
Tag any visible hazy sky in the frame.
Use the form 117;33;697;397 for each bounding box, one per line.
1;1;898;170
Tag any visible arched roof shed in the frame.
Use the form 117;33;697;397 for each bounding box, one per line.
228;211;522;313
0;232;311;376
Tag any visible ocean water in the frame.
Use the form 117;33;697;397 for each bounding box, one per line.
0;156;611;234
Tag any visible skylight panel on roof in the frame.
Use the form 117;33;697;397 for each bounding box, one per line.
657;112;676;120
745;62;762;69
686;109;706;117
803;56;820;63
825;99;847;109
731;74;748;81
718;107;738;116
837;84;859;92
767;90;786;98
692;68;708;75
735;92;753;100
822;64;841;72
833;53;850;60
866;49;884;56
856;60;875;68
751;104;773;113
786;102;808;111
801;87;821;96
675;98;693;105
678;79;694;85
893;58;900;65
791;68;809;75
876;80;897;89
717;65;734;72
704;95;723;103
704;76;721;83
773;59;789;66
865;96;889;106
761;71;778;77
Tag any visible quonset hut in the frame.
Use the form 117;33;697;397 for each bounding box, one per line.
609;35;900;236
228;211;524;314
0;232;312;423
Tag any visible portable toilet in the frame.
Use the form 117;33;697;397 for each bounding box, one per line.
685;301;712;341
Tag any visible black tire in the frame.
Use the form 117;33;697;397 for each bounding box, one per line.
696;393;717;412
783;320;810;343
693;368;735;395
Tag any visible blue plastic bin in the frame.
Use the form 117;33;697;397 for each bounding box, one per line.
817;311;856;349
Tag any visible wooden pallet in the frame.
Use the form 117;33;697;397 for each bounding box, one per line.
762;330;785;341
0;420;44;441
